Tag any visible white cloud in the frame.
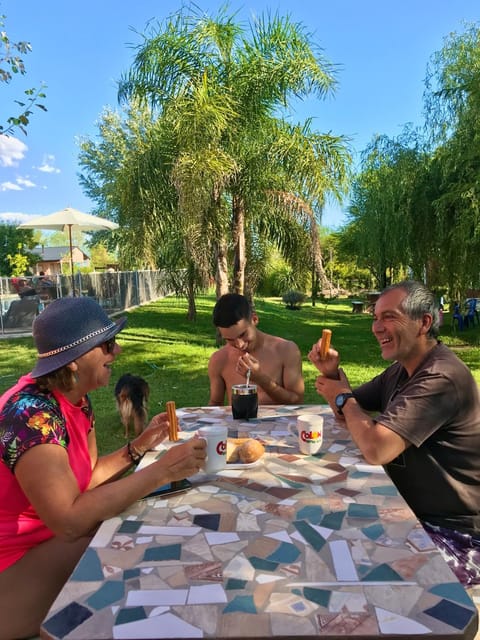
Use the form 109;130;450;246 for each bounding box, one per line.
37;154;60;174
16;177;36;188
0;181;22;191
0;211;33;224
0;176;37;191
0;135;27;167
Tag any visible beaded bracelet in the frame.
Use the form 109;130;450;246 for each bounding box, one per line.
127;441;144;466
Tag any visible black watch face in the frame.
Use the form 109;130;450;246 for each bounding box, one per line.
336;393;352;413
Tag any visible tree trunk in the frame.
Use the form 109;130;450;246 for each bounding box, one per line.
186;266;197;321
310;221;331;300
215;237;229;299
232;195;246;295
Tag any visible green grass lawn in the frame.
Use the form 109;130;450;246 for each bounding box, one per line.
1;294;479;454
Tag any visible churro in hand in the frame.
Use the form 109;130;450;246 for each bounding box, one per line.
319;329;332;360
166;401;179;441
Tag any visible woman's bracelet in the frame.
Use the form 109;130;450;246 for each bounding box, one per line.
126;441;144;466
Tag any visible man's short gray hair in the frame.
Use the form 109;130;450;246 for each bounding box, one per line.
381;280;440;338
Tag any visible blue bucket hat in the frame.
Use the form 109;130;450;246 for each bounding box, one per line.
31;297;127;378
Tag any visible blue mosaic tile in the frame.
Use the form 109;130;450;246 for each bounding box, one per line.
362;524;385;540
116;606;146;625
429;583;475;608
193;513;221;530
370;485;398;496
226;578;247;590
294;520;327;551
347;503;379;519
296;505;324;523
350;471;371;479
267;541;301;563
362;564;404;582
249;556;279;571
143;543;182;561
303;587;331;607
87;580;125;610
71;547;103;581
42;602;92;638
223;595;257;614
357;563;374;577
118;520;143;533
424;599;473;630
321;510;346;530
273;474;305;488
291;599;310;613
123;568;141;580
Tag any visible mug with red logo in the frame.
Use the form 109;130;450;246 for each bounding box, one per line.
296;414;323;455
198;425;228;472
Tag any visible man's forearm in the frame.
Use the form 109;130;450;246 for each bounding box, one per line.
258;375;303;404
341;401;407;465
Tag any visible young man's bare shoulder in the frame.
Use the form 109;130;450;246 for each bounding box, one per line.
264;333;300;352
209;345;231;366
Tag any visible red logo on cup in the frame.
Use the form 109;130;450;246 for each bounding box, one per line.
301;430;321;443
216;440;226;456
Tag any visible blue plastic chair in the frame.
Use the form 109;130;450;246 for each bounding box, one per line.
452;303;464;331
465;299;479;328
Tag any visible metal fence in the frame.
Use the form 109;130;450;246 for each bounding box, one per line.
0;270;171;335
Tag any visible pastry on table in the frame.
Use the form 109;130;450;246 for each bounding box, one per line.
226;438;265;464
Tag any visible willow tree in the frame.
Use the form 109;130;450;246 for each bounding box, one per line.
345;132;425;289
423;23;480;298
117;7;351;298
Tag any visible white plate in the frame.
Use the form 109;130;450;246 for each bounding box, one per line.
224;458;262;469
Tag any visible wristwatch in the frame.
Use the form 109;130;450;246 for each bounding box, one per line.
335;392;355;415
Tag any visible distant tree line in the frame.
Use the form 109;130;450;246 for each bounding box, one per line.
5;8;477;308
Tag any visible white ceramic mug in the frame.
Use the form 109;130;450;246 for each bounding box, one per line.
198;425;228;472
296;414;323;455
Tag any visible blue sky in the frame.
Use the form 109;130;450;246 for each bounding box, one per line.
0;0;478;229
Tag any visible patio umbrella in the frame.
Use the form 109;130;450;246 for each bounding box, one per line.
17;207;119;295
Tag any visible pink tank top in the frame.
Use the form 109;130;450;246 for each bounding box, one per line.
0;375;93;571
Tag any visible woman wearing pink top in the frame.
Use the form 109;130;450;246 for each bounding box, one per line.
0;297;206;639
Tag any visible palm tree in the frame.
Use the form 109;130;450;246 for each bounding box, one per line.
118;7;351;298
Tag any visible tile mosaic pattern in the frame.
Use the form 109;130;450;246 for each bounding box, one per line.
41;405;478;639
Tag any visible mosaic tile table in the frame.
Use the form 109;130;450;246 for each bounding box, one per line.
41;404;478;640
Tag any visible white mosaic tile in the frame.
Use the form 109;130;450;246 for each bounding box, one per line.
375;606;432;634
90;516;121;548
205;531;240;545
256;573;286;584
138;525;201;536
266;530;292;543
126;589;188;607
329;540;359;581
223;554;255;580
113;612;203;639
187;584;227;604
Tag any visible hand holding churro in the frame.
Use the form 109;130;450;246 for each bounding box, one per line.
308;329;339;376
319;329;332;360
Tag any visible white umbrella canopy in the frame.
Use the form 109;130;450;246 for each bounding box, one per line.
17;207;119;294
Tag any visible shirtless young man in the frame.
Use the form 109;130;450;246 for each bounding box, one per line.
208;293;304;406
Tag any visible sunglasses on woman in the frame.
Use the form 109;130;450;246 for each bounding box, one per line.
102;337;116;354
